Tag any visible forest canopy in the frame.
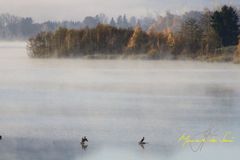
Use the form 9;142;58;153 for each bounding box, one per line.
27;5;240;61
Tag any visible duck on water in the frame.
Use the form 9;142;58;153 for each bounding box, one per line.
81;136;88;145
80;136;88;150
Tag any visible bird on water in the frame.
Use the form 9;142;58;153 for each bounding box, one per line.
138;137;147;145
81;136;88;145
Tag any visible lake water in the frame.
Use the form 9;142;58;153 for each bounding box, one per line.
0;42;239;160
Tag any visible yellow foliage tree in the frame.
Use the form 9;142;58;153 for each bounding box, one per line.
127;25;142;49
234;40;240;63
163;28;175;48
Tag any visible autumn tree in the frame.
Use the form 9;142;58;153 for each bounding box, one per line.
234;40;240;63
27;32;53;57
127;25;148;53
179;18;202;55
200;10;221;55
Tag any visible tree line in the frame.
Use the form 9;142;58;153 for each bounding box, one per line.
1;10;228;40
0;12;184;40
28;5;240;61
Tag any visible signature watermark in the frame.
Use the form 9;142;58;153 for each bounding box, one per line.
178;128;235;152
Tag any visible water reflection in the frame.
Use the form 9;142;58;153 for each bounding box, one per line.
81;143;88;151
138;143;145;149
205;85;238;108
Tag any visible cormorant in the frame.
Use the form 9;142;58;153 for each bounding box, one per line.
139;137;146;144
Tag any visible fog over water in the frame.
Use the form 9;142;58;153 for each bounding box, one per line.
0;42;239;160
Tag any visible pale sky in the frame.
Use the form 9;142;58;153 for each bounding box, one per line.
0;0;239;22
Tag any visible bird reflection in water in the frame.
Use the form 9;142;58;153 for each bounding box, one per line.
81;143;88;151
139;143;145;149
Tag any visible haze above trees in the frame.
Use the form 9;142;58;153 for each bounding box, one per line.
1;8;236;40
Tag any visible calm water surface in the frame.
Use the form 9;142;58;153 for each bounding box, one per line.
0;42;239;160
